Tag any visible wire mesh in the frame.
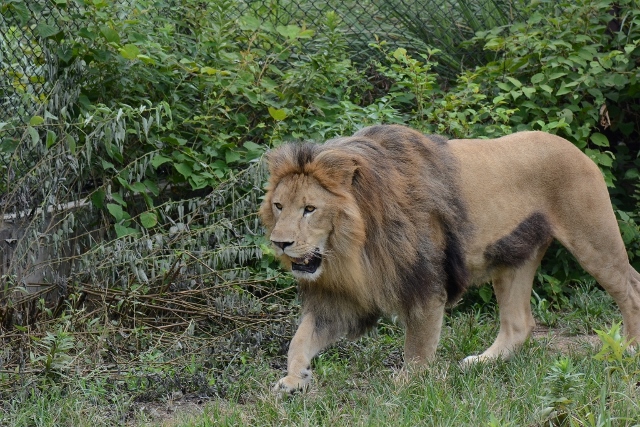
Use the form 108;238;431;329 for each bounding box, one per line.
0;0;526;135
0;0;526;288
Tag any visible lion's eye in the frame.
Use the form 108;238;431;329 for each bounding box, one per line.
274;203;282;210
304;206;316;214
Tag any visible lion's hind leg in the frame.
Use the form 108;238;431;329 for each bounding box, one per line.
553;212;640;350
462;245;547;365
625;266;640;347
590;262;640;350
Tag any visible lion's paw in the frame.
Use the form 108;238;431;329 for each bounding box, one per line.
273;370;312;394
460;354;485;367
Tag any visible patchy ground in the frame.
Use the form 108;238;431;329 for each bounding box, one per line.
130;325;607;426
532;326;601;353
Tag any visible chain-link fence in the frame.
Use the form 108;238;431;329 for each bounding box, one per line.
0;0;524;282
0;0;527;287
1;0;525;133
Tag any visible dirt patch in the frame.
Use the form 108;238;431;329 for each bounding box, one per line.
129;392;211;426
532;325;601;354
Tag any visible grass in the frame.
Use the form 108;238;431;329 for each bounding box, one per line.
1;286;639;427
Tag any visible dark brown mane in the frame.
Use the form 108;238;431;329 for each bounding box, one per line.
261;125;471;318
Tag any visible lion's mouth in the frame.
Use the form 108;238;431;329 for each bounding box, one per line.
290;252;322;274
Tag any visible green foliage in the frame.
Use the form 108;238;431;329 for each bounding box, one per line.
371;0;640;292
474;0;640;184
374;45;517;137
539;357;585;426
376;0;526;78
594;322;635;366
30;329;76;380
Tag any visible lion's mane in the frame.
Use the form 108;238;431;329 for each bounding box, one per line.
260;125;471;334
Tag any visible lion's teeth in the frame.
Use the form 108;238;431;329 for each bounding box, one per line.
303;258;309;265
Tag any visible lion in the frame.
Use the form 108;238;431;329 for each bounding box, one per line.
259;124;640;393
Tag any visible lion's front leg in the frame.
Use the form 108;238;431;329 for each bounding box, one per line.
403;297;446;367
275;311;339;394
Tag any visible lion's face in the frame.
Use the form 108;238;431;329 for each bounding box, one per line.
266;174;337;281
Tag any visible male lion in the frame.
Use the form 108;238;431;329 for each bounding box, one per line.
259;124;640;393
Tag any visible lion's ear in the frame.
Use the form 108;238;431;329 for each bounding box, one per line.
312;149;360;188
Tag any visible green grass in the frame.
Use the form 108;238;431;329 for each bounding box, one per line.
2;287;640;427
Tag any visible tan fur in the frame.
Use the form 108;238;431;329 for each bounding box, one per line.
260;125;640;393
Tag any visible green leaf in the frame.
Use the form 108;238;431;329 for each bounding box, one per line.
57;46;74;63
140;212;158;229
116;177;130;191
7;2;30;25
91;189;106;209
119;44;140;60
505;76;522;88
624;169;640;180
45;130;56;148
522;87;536;98
244;91;258;103
77;28;96;40
225;150;241;164
276;24;301;39
100;26;120;43
243;141;262;153
143;179;159;196
189;175;209;190
0;139;18;153
268;107;287;121
590;133;609;147
114;223;137;238
558;108;573;124
556;85;572;96
141;193;154;209
239;16;261;31
531;73;545;84
199;66;217;75
110;193;127;207
617;210;631;222
101;159;115;170
175;162;193;178
35;23;60;39
299;29;315;39
478;285;493;303
130;182;146;193
107;203;124;222
30;116;44;126
27;126;39;145
66;134;76;154
151;154;171;168
548;72;567;80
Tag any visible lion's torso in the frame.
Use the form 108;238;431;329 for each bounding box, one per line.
448;131;610;283
261;126;621;319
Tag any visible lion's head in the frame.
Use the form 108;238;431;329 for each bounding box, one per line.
259;142;367;284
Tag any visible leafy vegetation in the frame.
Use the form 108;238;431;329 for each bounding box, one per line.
376;0;528;78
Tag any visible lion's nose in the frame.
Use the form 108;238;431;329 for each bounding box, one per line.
272;240;294;251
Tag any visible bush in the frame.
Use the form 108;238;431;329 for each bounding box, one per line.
373;0;640;289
